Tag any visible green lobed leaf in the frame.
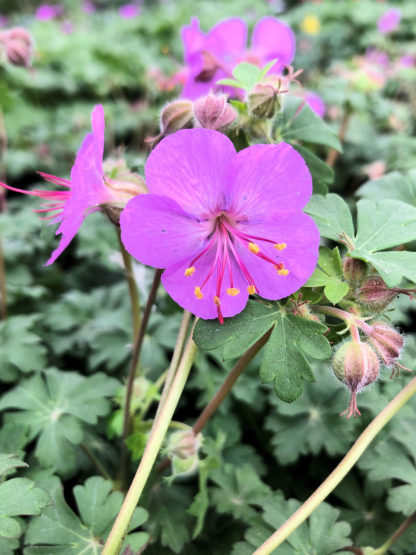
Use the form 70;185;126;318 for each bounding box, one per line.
232;492;351;555
359;417;416;516
25;475;148;553
0;316;47;383
0;369;119;475
0;466;51;542
194;301;330;402
305;247;349;304
305;193;354;241
357;169;416;206
292;144;334;195
276;97;342;150
0;453;27;478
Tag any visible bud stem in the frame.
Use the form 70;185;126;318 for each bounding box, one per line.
373;510;416;554
253;375;416;555
102;328;198;555
311;304;374;335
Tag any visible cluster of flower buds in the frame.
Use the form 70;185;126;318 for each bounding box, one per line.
0;26;33;68
157;93;237;141
332;314;409;416
165;427;202;477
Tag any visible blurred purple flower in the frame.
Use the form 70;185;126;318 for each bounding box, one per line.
61;20;74;34
120;129;318;322
35;4;64;21
304;91;326;118
377;8;401;34
119;3;140;19
181;17;296;99
399;54;414;68
0;106;116;265
82;1;96;14
0;15;9;28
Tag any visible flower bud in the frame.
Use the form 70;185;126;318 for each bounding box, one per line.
343;257;367;285
1;27;33;68
193;93;237;131
248;78;282;119
367;321;409;377
165;428;202;477
160;99;194;136
333;341;379;417
101;157;147;225
356;275;398;312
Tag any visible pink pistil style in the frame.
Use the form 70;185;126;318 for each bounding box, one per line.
120;128;319;323
0;105;120;265
180;17;296;100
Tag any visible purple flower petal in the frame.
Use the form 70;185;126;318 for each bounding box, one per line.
162;248;249;320
227;142;312;219
206;17;247;62
234;213;320;299
45;211;85;265
120;194;208;269
250;17;296;71
91;104;105;174
304;91;326;118
377;8;401;34
145;128;236;217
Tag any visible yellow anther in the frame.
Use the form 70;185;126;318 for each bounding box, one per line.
248;242;260;254
213;295;221;306
226;288;240;296
277;268;290;276
185;266;195;276
194;287;203;299
274;243;287;250
247;285;256;295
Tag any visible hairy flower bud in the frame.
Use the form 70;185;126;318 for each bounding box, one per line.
0;26;33;67
160;99;194;136
248;79;282;118
333;341;379;417
102;157;147;225
357;275;398;311
193;93;237;131
367;321;409;377
165;428;202;477
343;257;367;285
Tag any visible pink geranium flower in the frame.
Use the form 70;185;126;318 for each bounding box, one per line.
35;4;63;21
1;105;115;265
120;129;319;323
377;8;401;34
304;91;326;118
181;17;296;99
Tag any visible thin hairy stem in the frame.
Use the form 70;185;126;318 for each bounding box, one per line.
117;228;141;339
80;443;112;482
253;375;416;555
119;268;162;485
374;510;416;554
102;331;198;555
0;233;6;320
157;328;272;474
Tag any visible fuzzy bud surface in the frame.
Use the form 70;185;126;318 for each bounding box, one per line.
193;93;237;131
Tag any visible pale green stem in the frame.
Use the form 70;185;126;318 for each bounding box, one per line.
102;333;198;555
253;375;416;555
154;310;192;422
311;304;374;335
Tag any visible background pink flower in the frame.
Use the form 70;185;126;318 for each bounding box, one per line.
377;8;401;34
181;17;296;99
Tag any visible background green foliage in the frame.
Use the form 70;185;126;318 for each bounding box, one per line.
0;0;415;553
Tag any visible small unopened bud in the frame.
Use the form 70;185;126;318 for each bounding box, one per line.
333;341;379;417
357;275;416;312
160;99;194;135
248;79;282;118
0;27;33;68
343;257;367;285
367;321;410;377
193;93;237;131
166;428;202;477
357;275;398;312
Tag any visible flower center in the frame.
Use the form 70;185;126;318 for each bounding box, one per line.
184;212;289;323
